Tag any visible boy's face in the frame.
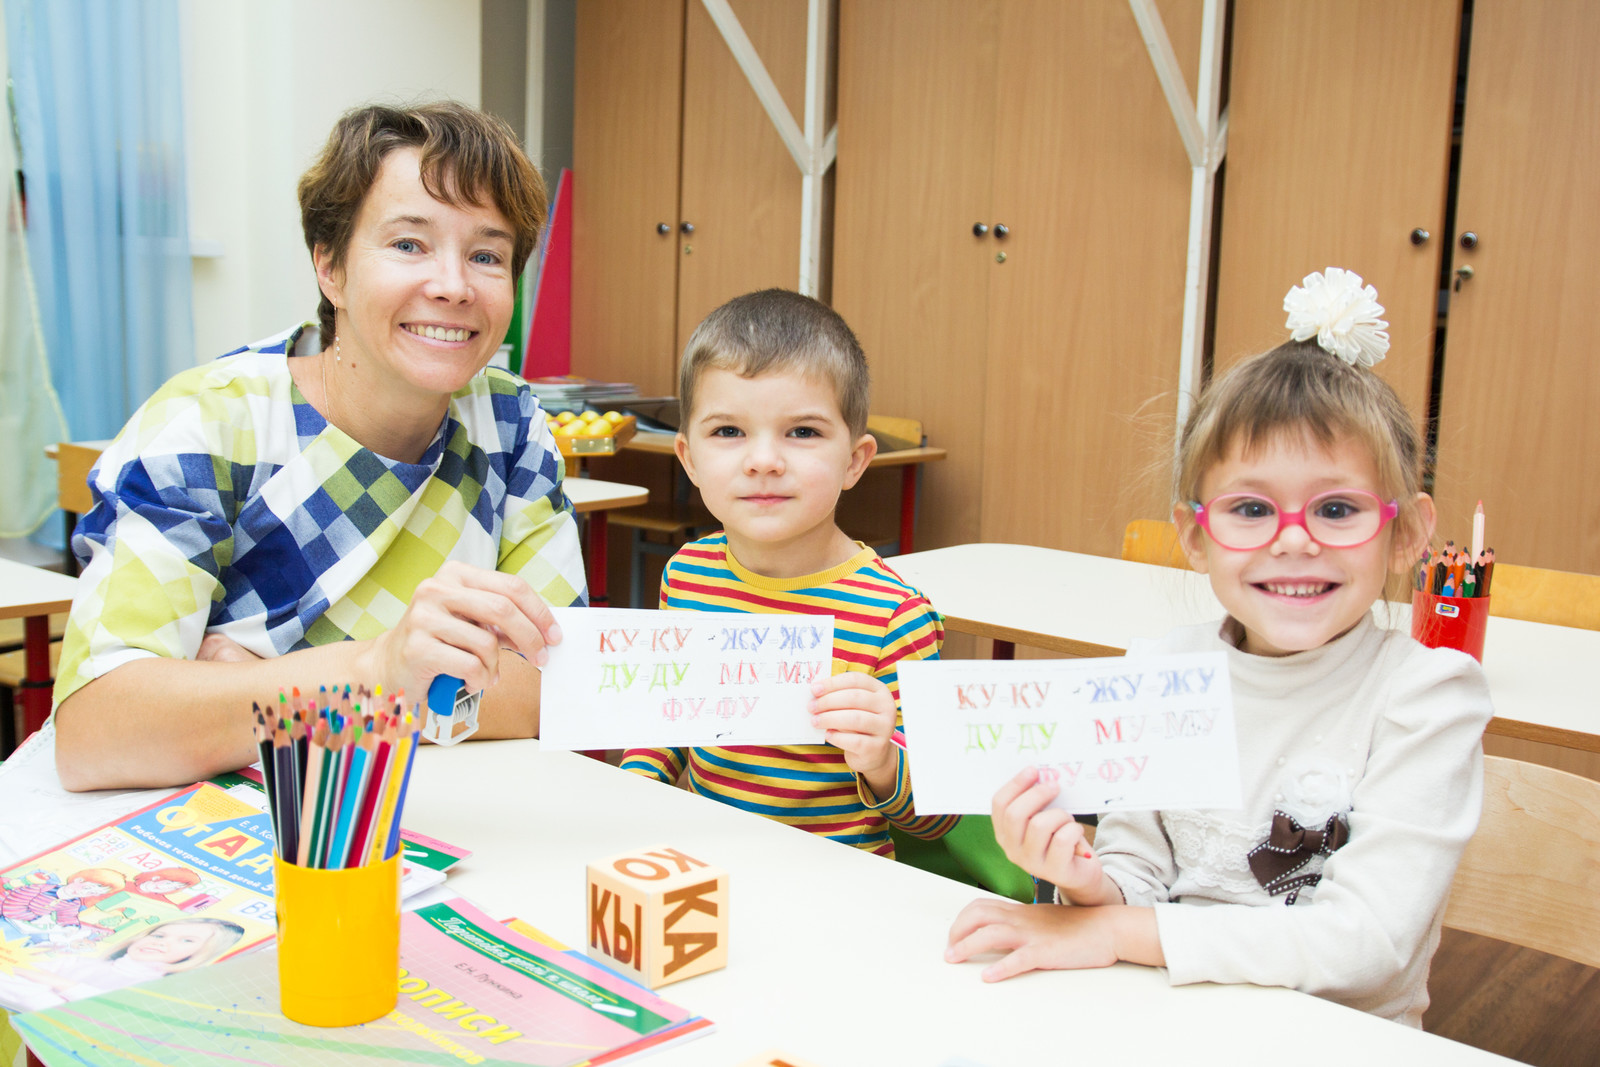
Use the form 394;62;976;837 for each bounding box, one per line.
676;366;876;577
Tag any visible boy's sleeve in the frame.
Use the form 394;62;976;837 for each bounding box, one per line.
619;747;689;786
857;593;956;840
54;405;238;708
497;390;587;607
619;552;694;784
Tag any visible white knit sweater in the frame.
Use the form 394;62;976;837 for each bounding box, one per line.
1092;613;1493;1026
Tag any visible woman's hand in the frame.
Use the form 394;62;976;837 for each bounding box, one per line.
992;766;1109;904
810;672;899;799
368;561;562;698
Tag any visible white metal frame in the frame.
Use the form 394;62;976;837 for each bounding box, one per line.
700;0;836;297
1128;0;1229;427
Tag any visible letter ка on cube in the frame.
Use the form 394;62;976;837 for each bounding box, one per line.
586;845;728;988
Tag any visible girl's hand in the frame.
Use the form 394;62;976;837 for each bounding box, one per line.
992;766;1105;903
945;898;1120;981
810;672;898;799
369;561;561;698
197;633;261;663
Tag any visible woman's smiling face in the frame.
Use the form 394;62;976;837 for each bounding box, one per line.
316;146;516;403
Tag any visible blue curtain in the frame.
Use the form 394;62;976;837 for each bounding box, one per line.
6;0;194;450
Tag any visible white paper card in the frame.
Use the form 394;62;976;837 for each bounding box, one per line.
538;607;835;749
898;652;1240;814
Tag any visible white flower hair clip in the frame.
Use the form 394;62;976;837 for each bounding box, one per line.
1283;267;1390;367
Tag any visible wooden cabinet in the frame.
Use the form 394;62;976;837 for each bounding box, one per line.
835;0;1199;556
572;0;810;397
1212;0;1460;419
1432;0;1600;573
1217;0;1600;573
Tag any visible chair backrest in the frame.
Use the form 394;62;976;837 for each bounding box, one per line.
866;415;924;452
1485;562;1600;630
1121;519;1190;570
1443;755;1600;970
57;442;102;515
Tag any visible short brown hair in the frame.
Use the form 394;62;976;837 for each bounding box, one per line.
679;289;870;436
298;101;547;346
1176;340;1428;593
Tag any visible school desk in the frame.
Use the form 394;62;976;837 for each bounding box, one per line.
887;543;1600;755
0;727;1513;1067
0;561;76;751
564;476;650;606
625;429;948;554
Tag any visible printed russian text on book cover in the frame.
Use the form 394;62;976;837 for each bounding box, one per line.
13;897;713;1066
0;783;276;1013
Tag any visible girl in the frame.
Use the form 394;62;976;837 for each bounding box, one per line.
945;268;1493;1027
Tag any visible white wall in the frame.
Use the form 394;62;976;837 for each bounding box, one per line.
181;0;482;361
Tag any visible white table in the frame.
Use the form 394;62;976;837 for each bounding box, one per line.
0;560;76;752
888;543;1600;753
0;729;1512;1066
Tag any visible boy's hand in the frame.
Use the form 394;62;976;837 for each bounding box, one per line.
992;766;1107;903
944;899;1120;980
810;672;898;799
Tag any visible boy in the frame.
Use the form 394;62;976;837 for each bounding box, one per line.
620;290;955;857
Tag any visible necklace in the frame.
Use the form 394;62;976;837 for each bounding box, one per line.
320;347;335;426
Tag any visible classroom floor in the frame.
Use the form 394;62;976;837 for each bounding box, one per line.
1426;929;1600;1065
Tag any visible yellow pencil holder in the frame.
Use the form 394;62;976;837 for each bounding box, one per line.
274;853;401;1027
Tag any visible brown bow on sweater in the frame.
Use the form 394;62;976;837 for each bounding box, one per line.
1247;811;1350;905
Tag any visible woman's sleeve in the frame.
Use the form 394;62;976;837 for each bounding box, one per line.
53;398;237;707
496;389;587;607
1153;649;1492;1008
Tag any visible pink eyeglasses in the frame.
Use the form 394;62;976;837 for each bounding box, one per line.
1188;489;1400;551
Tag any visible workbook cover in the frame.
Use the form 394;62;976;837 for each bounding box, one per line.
13;897;714;1066
0;783;277;1014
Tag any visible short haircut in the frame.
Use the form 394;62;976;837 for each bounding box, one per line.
679;289;870;436
298;101;547;346
1175;340;1428;579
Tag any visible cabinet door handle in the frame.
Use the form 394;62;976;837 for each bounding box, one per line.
656;222;671;235
993;223;1009;239
1453;264;1474;291
1410;228;1430;245
680;221;695;235
973;222;990;237
1459;231;1478;250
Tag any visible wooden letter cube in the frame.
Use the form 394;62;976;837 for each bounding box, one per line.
586;844;728;988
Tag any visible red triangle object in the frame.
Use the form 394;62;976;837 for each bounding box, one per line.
525;167;572;379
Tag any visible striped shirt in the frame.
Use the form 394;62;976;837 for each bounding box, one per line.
621;534;956;856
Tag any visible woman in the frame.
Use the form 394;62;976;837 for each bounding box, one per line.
53;103;585;790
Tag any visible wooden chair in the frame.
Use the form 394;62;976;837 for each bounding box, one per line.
1485;563;1600;630
1442;755;1600;970
0;640;63;759
607;502;722;608
1120;519;1190;569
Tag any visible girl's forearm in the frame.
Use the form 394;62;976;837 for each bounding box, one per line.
1109;905;1165;967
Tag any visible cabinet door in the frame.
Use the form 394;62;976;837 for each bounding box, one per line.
572;0;686;396
1433;0;1600;572
833;0;999;550
675;0;811;358
980;0;1199;555
1212;0;1459;420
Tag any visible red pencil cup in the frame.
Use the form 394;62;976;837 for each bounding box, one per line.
1410;588;1490;663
